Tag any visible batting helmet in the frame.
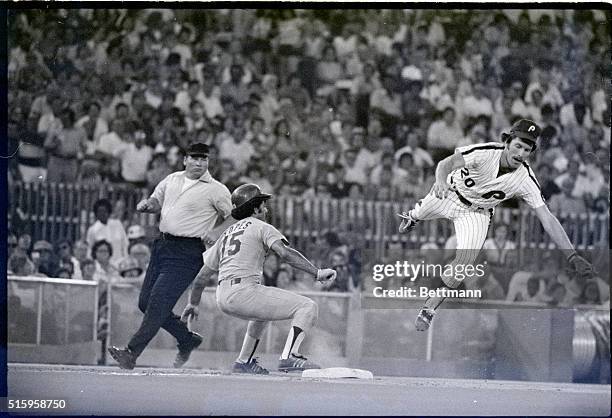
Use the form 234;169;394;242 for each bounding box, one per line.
231;183;272;219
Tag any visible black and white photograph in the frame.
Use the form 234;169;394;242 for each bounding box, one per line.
3;3;611;416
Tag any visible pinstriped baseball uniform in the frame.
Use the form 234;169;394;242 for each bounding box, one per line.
203;217;315;328
407;142;545;288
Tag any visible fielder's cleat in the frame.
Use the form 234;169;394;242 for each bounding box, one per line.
108;346;137;370
397;212;418;233
232;358;269;375
278;354;321;372
174;332;203;368
415;308;435;331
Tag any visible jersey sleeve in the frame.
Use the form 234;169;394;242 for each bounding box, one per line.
260;223;288;251
517;166;546;209
456;144;485;169
202;240;221;271
150;173;171;207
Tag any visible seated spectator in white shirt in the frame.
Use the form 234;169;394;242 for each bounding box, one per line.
461;82;494;120
86;199;129;267
95;119;128;160
508;81;529;118
369;153;398;186
560;96;593;130
333;24;357;60
426;106;464;159
395;129;434;169
218;123;254;174
185;101;209;133
525;89;543;124
523;70;564;109
114;128;153;188
198;76;224;120
370;75;403;119
174;79;202;115
342;148;368;186
76;101;109;156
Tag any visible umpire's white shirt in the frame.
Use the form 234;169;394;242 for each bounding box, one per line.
450;142;545;210
150;170;232;238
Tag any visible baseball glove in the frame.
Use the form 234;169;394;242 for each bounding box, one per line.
567;253;595;279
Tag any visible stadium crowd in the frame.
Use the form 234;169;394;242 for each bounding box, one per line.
6;9;610;307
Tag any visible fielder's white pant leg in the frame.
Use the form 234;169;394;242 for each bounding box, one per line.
441;209;492;288
409;192;461;221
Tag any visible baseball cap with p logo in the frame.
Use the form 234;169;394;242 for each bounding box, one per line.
510;119;541;143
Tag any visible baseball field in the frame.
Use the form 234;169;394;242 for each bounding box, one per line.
7;363;610;416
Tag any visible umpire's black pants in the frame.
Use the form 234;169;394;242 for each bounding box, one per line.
128;236;204;356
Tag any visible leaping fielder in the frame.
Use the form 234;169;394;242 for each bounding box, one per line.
181;183;337;374
398;119;594;331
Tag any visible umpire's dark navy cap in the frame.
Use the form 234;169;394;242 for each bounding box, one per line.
510;119;541;143
186;142;210;157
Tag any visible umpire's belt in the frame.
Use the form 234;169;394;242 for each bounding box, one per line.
159;232;202;243
454;190;485;210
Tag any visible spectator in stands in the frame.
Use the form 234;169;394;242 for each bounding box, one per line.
146;152;173;192
316;44;344;91
128;242;151;273
8;233;18;258
426;106;464;161
126;225;147;248
91;239;119;281
507;273;548;303
56;239;82;280
81;258;96;281
546;282;567;307
115;127;153;188
44;107;87;183
536;162;561;200
73;239;90;265
8;252;36;276
548;178;586;214
321;250;356;292
31;240;58;277
117;257;144;284
17;110;47;182
465;261;505;300
578;280;604;306
482;223;516;267
86;198;129;266
395;128;434;169
76;101;109;157
219;122;255;174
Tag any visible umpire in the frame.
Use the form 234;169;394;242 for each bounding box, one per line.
108;142;232;369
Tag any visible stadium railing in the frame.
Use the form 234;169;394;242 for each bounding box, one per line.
8;181;609;258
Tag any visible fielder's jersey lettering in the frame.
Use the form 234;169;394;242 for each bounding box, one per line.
451;142;545;209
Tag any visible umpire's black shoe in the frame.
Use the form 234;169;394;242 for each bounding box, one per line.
174;332;203;368
108;346;137;370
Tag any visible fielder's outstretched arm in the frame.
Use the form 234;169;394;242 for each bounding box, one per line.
270;240;336;282
534;205;577;258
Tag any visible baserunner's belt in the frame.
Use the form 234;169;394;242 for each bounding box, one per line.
218;277;261;286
